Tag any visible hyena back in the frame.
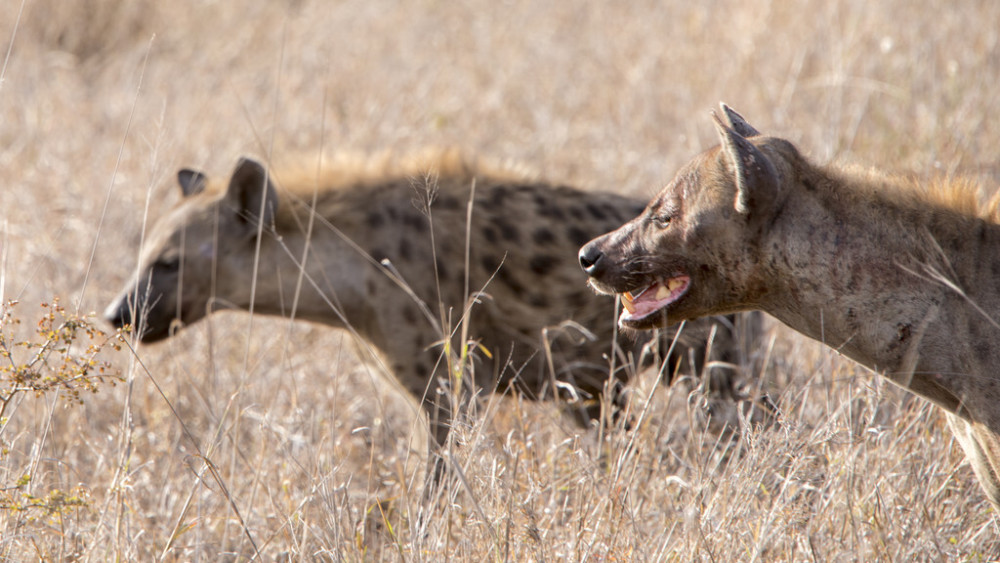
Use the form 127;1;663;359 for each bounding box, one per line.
105;150;755;457
581;105;1000;512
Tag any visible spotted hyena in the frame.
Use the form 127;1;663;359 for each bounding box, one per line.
580;104;1000;511
105;149;755;464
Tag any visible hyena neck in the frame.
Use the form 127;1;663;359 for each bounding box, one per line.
249;232;375;333
755;178;1000;406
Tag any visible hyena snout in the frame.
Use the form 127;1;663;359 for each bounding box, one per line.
578;239;607;278
103;298;131;330
102;293;176;343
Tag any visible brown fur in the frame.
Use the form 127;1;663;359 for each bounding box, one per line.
105;149;755;469
581;105;1000;512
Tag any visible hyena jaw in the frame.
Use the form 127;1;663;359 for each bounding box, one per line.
582;104;1000;512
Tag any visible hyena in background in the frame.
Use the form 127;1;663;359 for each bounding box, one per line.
105;149;759;469
580;104;1000;512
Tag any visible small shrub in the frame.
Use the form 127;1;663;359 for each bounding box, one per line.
0;298;124;522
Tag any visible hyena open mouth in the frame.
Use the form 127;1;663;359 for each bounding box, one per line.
619;274;690;323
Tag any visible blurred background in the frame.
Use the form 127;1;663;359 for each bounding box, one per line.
1;0;998;559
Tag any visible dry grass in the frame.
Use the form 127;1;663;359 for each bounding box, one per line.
1;0;999;560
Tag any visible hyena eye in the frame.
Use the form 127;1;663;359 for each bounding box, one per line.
153;257;180;273
653;214;672;229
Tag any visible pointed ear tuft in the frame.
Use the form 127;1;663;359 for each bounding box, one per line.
177;169;208;197
712;112;779;216
719;103;761;138
226;157;278;233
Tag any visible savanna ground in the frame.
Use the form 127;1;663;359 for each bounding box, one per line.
2;0;1000;560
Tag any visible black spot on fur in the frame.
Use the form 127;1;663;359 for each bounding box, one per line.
403;213;424;230
537;201;566;220
490;185;511;206
437;195;461;211
399;239;412;261
586;203;608;221
415;362;430;376
366;212;384;229
567;227;591;247
435;261;449;284
483;226;498;244
532;227;555;245
497;267;524;294
438;240;452;254
495;218;520;243
528;293;548;308
529;255;558;276
481;255;500;274
567;291;590;308
403;307;417;324
976;341;992;362
896;323;911;342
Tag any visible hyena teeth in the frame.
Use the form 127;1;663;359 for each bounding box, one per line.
622;297;636;314
631;286;652;300
668;278;684;292
655;284;671;300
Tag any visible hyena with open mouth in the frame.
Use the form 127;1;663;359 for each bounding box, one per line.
581;105;1000;512
105;149;757;473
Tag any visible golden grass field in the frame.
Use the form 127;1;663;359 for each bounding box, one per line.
2;0;1000;560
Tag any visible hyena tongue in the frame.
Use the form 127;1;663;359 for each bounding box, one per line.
620;277;690;321
621;285;653;314
622;284;667;319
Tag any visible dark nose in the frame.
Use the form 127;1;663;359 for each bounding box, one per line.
578;242;605;277
103;299;132;330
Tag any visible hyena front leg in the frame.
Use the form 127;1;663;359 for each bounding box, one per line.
385;333;463;486
421;375;455;484
946;413;1000;513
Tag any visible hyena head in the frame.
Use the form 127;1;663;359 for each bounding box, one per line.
104;158;277;342
579;104;793;330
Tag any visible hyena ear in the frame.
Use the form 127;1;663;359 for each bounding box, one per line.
226;157;278;234
719;103;761;138
177;168;208;197
712;111;779;216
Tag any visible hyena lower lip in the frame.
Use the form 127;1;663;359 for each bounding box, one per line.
619;275;691;323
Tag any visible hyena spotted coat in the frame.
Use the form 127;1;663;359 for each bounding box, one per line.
581;105;1000;512
105;150;754;462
